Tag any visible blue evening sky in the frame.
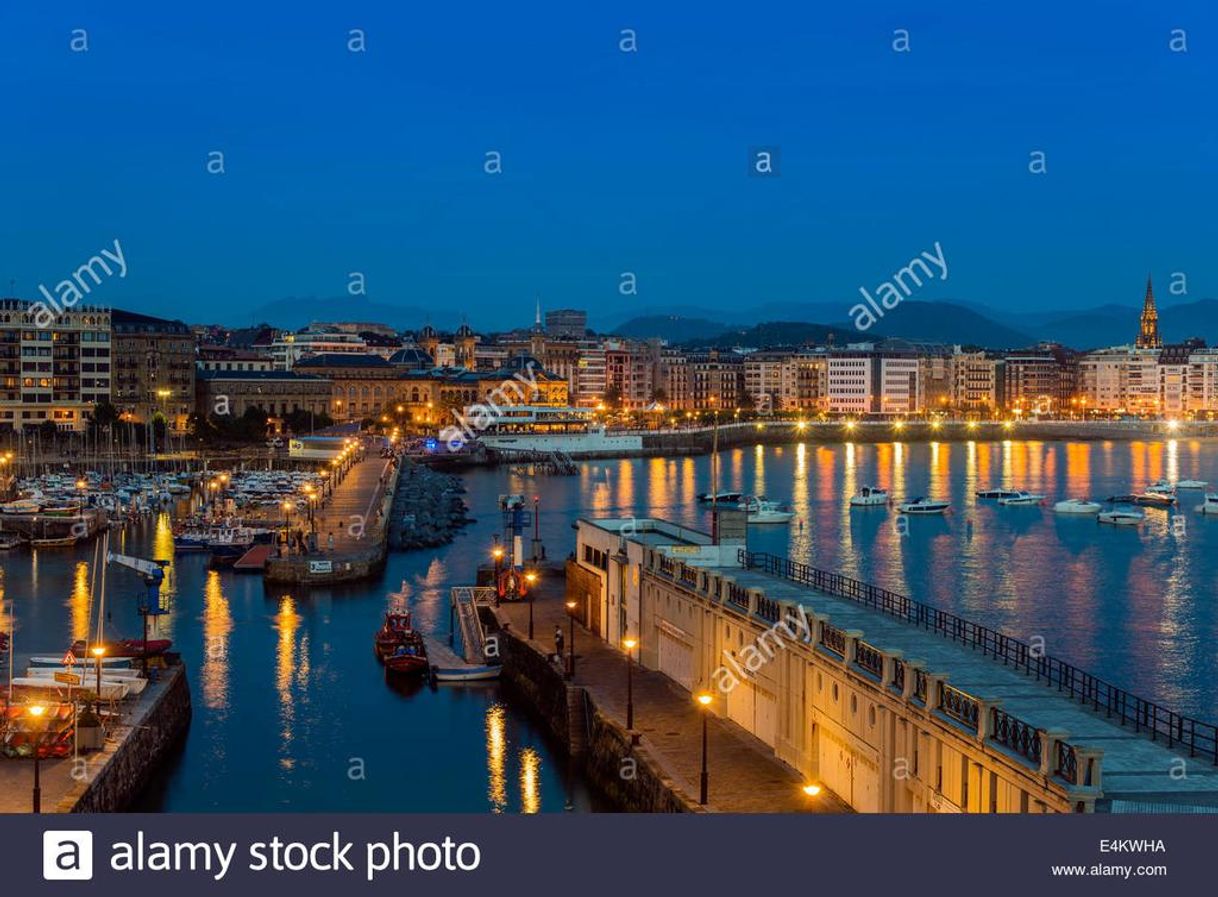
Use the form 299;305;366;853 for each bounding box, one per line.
0;2;1214;329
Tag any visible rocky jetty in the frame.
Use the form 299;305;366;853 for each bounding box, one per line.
387;462;473;550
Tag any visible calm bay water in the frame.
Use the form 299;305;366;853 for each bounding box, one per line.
2;438;1217;811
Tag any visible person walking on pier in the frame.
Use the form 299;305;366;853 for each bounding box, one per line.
554;625;564;665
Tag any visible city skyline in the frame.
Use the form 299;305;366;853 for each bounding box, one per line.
2;4;1216;328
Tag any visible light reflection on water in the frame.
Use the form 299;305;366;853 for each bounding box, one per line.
4;439;1216;810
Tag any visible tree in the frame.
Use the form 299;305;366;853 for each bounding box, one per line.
37;420;60;440
603;385;623;409
86;400;121;431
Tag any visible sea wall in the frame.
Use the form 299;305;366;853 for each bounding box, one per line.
65;663;192;813
388;462;473;550
495;625;696;813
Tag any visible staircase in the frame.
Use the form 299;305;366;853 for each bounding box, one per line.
450;586;496;663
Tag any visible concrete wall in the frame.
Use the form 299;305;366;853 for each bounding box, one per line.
495;625;696;813
641;565;1077;814
67;665;192;813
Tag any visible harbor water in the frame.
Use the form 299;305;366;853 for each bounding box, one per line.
2;438;1217;811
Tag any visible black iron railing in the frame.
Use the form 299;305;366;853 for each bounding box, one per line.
678;565;698;589
1056;741;1078;785
991;707;1042;767
738;550;1218;764
657;556;675;578
891;657;906;695
939;684;980;733
756;594;780;624
856;640;883;678
821;623;846;657
726;583;750;612
913;669;928;705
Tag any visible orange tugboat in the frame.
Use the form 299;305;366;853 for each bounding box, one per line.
373;595;430;678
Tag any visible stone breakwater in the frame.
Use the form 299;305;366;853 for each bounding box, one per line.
387;462;474;550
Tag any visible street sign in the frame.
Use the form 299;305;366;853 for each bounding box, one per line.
61;650;76;666
54;671;82;685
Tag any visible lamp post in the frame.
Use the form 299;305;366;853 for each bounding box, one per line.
696;691;713;805
623;637;637;731
91;645;106;698
564;599;577;680
27;703;47;813
282;500;293;552
525;570;538;639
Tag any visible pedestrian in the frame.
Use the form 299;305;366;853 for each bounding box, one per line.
554;625;564;663
327;532;335;551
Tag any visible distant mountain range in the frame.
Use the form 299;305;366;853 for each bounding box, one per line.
608;297;1218;350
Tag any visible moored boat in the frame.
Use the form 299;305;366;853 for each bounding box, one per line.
1176;479;1208;490
1199;494;1218;516
741;496;794;524
997;491;1046;506
1098;509;1144;526
975;488;1021;500
697;491;744;505
896;497;949;514
1054;499;1102;514
849;486;889;507
70;638;172;659
374;605;430;677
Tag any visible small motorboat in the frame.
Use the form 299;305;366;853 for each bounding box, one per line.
697;491;744;505
997;492;1045;506
0;533;25;550
897;497;950;514
849;486;890;507
29;655;132;668
1054;499;1102;515
1132;492;1175;507
1199;494;1218;516
71;638;172;659
975;488;1022;500
10;677;131;701
741;497;794;524
1145;480;1176;497
1098;509;1144;526
1176;479;1209;490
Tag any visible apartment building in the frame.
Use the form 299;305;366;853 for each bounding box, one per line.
111;309;195;432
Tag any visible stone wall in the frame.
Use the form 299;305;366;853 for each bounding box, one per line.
495;625;696;813
68;664;192;813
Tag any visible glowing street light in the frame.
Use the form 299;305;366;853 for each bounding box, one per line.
623;637;638;731
564;599;577;680
802;783;822;797
695;691;714;805
27;703;48;813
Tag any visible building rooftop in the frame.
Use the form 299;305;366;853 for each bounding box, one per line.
111;308;191;334
578;517;714;548
294;353;392;369
196;369;328;382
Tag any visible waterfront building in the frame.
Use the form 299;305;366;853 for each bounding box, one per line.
689;349;745;411
744;350;799;412
1187;348;1218;414
1076;347;1162;415
574;344;607;408
544;308;588;339
1135;275;1162;350
196;345;275;373
794;351;829;412
111;308;194;432
294;353;403;421
949;349;998;415
592;525;1218;813
998;344;1076;416
195;369;332;427
825;343;919;416
604;339;659;409
659;347;692;411
270;327;372;370
0;298;111;432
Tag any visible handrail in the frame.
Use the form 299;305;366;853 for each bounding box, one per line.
739;549;1218;764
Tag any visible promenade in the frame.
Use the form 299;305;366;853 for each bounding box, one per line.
496;574;851;813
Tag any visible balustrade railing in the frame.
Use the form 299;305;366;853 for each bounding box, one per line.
678;565;698;588
1056;741;1079;786
756;595;780;623
991;707;1043;767
913;669;928;705
726;583;750;611
939;684;980;732
891;658;906;695
855;640;883;678
738;550;1218;764
657;556;675;578
821;623;846;657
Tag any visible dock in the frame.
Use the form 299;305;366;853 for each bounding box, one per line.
0;660;191;813
233;543;273;572
262;455;399;585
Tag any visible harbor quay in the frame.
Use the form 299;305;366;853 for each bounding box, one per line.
262;454;399;585
489;568;847;813
565;518;1218;814
0;661;191;813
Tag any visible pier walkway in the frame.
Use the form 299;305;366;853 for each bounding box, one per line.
495;573;850;813
263;455;397;585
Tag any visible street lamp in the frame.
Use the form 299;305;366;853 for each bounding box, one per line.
27;703;48;813
623;637;637;732
802;783;822;797
564;599;577;680
524;570;538;639
282;499;294;550
695;691;713;805
91;645;106;698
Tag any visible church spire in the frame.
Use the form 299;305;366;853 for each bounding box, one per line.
1136;274;1162;349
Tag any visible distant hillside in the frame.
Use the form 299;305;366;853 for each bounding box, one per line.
612;315;731;342
1029;300;1218;348
239;296;452;331
868;301;1035;349
688;320;858;349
